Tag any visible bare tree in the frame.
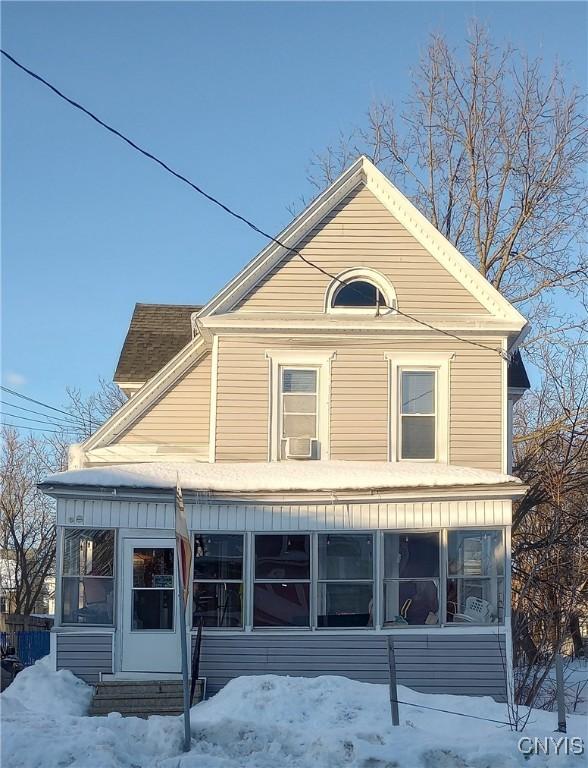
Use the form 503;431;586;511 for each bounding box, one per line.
511;346;587;705
0;428;57;615
309;24;587;346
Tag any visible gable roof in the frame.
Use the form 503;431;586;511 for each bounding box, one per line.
196;156;528;330
85;156;528;452
114;303;201;383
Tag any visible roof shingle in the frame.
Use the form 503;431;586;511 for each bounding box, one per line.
114;303;200;383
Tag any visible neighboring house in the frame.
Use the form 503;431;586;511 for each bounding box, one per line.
0;550;55;624
40;157;529;700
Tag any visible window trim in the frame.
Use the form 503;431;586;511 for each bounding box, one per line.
382;531;442;628
445;529;505;626
60;527;117;628
266;350;335;461
253;533;312;629
325;268;397;315
385;352;454;463
280;367;319;458
316;532;375;629
192;533;245;629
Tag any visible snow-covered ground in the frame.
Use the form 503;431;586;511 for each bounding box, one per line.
1;658;586;768
529;658;588;716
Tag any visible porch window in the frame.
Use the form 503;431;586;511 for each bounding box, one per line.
446;530;504;624
400;370;436;460
253;534;310;627
192;534;244;628
61;528;115;625
383;532;440;626
280;368;319;460
317;534;373;627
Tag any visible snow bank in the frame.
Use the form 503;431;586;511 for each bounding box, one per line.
43;459;522;494
2;670;586;768
1;656;93;717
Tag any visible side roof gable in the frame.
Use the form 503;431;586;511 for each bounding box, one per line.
198;156;526;326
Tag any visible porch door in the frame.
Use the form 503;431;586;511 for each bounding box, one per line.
121;538;183;674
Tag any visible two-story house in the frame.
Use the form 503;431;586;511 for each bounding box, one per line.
40;157;529;701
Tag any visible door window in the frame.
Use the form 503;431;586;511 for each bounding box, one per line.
132;547;175;630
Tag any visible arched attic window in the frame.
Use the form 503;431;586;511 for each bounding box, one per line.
332;280;384;308
325;268;397;314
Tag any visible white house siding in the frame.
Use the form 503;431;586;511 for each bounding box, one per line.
56;496;512;530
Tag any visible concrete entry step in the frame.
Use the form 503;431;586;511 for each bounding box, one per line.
89;679;204;718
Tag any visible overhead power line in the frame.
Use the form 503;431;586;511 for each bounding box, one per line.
0;410;79;431
1;421;66;435
1;385;74;418
1;48;508;361
0;399;81;427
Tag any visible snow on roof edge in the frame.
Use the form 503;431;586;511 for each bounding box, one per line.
41;460;523;495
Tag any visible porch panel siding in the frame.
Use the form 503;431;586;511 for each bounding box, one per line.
56;498;512;530
235;186;488;316
116;352;211;446
56;632;113;684
195;633;507;700
214;335;503;471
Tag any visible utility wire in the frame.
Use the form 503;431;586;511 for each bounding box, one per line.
0;385;74;418
1;421;66;435
0;399;82;427
393;697;511;726
1;48;508;361
0;410;79;431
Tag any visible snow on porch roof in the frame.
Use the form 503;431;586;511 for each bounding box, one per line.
41;460;523;495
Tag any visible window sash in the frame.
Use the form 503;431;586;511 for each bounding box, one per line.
62;528;115;577
399;370;437;460
60;528;116;626
61;575;115;626
280;368;319;445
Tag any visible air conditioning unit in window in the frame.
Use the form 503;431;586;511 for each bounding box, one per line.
285;437;317;460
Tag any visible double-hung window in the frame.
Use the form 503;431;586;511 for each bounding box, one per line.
254;534;311;627
267;350;334;461
400;370;436;460
317;534;373;627
61;528;115;625
280;368;319;459
193;534;244;628
386;353;452;462
446;530;504;624
383;533;440;626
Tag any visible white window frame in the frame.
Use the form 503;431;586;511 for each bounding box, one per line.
385;352;454;463
192;532;245;630
60;527;116;627
266;350;335;461
325;268;397;316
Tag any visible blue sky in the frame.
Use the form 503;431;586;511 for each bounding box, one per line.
2;1;586;421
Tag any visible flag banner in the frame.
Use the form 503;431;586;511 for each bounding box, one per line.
175;480;192;607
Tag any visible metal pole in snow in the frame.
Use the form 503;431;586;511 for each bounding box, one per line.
555;653;567;733
387;636;400;726
177;553;191;752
